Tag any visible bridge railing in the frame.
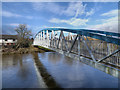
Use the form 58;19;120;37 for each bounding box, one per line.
33;28;120;67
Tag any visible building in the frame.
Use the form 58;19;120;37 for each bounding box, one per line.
0;35;18;47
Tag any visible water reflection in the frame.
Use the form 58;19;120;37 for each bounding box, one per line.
38;52;118;88
2;54;41;88
2;52;119;88
63;56;74;66
47;52;61;64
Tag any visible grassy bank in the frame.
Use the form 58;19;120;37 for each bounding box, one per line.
2;45;53;55
34;45;54;52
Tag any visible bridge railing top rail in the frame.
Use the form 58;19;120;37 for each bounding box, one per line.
35;28;120;45
42;28;120;37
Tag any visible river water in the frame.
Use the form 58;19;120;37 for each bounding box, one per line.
2;52;119;88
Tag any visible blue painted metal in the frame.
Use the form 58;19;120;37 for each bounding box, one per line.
34;28;120;45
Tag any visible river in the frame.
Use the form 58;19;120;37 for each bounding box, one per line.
2;52;119;88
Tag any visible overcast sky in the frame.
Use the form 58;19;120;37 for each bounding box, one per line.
2;2;118;36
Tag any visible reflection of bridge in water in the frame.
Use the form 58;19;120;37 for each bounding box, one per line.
33;28;120;78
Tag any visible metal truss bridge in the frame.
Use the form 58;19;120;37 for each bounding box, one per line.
33;28;120;78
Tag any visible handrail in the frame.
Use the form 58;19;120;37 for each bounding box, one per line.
34;28;120;45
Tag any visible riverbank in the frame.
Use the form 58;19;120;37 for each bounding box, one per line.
1;45;54;55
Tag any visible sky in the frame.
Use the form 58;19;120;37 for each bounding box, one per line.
2;1;119;36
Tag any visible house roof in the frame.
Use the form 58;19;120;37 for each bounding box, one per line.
0;35;18;39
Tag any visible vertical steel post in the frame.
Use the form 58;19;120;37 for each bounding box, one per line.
78;35;81;60
68;32;71;40
43;31;45;40
43;31;45;46
57;30;62;49
41;32;42;46
51;30;54;48
61;31;63;50
62;32;68;51
38;33;40;45
54;31;57;48
40;33;41;40
46;30;49;47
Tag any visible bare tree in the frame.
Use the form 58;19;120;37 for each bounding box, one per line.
15;24;32;48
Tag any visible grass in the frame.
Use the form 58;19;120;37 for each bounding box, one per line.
34;45;54;52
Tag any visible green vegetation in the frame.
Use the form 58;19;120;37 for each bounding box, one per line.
36;46;54;52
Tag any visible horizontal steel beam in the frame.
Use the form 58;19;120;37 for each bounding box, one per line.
34;28;120;45
97;49;120;62
82;32;120;45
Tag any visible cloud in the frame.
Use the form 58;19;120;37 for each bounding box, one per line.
2;25;17;35
49;17;88;26
3;0;118;3
85;9;118;33
85;16;118;33
48;2;90;27
26;16;33;19
61;2;87;17
86;8;95;16
33;2;94;27
6;23;31;28
2;11;22;17
32;2;64;15
2;10;33;19
101;9;118;17
32;2;87;17
8;23;20;27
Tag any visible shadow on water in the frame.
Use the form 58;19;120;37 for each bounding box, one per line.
2;52;119;89
32;52;62;89
47;52;62;64
37;52;118;88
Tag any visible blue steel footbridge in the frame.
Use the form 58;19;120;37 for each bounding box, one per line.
33;28;120;78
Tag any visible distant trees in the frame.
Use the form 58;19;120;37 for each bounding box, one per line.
15;24;32;48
